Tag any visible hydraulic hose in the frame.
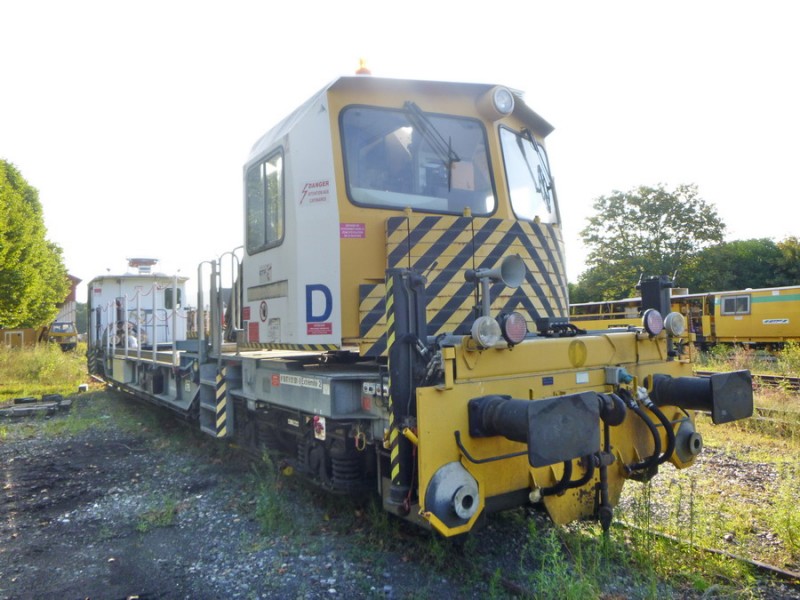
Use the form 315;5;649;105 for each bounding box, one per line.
620;389;661;473
641;397;677;465
541;456;597;497
541;460;573;496
566;456;596;489
597;421;613;532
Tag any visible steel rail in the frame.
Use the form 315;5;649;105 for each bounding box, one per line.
616;521;800;585
695;370;800;392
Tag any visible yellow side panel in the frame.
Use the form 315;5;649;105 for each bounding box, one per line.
715;289;800;342
453;332;655;382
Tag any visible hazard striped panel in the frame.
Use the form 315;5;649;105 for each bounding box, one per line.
385;273;402;488
215;367;228;437
359;215;568;356
358;283;387;356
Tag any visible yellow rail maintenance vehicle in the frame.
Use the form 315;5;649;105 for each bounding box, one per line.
571;284;800;352
679;286;800;350
88;74;753;537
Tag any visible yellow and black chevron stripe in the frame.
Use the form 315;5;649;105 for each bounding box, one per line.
384;272;402;490
359;215;568;357
215;367;228;437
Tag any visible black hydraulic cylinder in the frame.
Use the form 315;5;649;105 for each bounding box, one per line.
386;269;428;508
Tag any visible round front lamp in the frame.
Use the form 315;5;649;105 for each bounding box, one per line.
471;316;502;348
498;311;528;345
642;309;664;336
663;312;686;336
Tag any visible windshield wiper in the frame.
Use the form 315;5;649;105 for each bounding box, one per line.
518;129;553;213
403;101;460;190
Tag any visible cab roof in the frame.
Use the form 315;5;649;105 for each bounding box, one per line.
248;75;554;164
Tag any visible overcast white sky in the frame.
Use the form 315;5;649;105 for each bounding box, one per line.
2;1;798;301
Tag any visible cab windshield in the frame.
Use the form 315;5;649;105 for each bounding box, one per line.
500;127;557;223
341;105;495;215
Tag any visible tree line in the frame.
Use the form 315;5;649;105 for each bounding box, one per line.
569;183;800;303
0;160;69;328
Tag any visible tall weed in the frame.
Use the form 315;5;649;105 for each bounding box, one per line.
521;522;599;599
0;344;87;401
772;464;800;560
253;452;296;535
776;341;800;377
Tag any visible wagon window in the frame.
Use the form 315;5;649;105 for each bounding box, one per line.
720;294;750;315
246;150;284;254
164;288;182;309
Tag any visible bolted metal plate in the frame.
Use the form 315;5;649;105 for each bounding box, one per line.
527;392;600;467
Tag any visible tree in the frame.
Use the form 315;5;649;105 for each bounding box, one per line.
0;160;70;328
574;184;725;300
776;236;800;283
680;239;783;292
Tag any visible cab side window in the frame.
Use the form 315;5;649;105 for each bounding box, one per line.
246;150;284;254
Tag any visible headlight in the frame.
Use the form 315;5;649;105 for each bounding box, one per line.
471;316;502;348
478;86;515;121
663;312;686;336
493;87;515;115
498;311;527;345
642;309;664;336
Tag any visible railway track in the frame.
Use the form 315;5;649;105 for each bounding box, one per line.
616;523;800;587
465;519;800;598
695;370;800;434
695;370;800;393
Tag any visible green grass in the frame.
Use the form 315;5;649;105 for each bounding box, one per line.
520;524;601;599
613;401;800;595
252;451;301;536
0;343;89;402
696;342;800;378
136;495;179;533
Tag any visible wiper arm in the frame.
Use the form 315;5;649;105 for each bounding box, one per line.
403;101;460;189
518;129;553;213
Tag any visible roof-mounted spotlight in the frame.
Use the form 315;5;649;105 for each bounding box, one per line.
478;86;515;121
